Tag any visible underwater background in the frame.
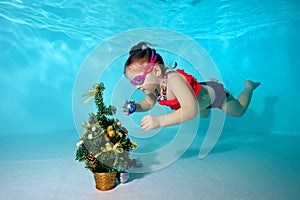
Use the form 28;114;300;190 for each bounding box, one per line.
1;1;300;200
1;0;300;136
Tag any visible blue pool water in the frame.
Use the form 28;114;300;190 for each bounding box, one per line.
1;1;300;200
1;0;299;135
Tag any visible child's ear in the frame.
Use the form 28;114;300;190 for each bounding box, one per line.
153;65;162;77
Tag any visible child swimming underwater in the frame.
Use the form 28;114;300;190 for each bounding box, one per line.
122;42;260;131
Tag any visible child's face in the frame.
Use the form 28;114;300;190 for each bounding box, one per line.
126;62;159;94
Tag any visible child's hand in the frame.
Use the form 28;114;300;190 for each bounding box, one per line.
121;101;130;116
121;100;136;115
140;115;162;131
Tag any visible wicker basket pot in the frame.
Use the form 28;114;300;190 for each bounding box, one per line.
93;172;117;191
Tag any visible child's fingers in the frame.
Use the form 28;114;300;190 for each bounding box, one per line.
140;115;152;131
141;123;150;131
120;104;125;111
120;104;129;115
140;116;147;127
140;117;146;127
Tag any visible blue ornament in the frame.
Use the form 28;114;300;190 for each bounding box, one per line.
124;100;136;114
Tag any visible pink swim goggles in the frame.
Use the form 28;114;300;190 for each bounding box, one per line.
130;50;159;86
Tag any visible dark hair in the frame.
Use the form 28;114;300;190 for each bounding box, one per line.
124;42;165;74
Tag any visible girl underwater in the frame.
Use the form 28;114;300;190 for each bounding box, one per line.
122;42;260;131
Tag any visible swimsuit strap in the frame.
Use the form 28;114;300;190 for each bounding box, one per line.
156;75;168;100
155;67;180;101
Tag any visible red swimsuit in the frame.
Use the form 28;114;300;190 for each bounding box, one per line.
157;69;202;110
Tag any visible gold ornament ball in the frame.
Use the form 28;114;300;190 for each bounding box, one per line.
117;132;123;137
108;130;115;138
107;125;113;131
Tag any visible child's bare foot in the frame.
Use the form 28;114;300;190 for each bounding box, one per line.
245;80;261;91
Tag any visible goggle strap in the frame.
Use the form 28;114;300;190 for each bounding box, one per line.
149;50;157;64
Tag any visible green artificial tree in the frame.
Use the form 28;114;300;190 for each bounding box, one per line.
75;83;137;173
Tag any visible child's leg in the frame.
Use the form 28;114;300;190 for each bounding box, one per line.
200;108;211;118
222;80;260;117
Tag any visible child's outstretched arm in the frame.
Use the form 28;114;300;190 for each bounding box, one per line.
121;93;156;115
136;93;157;112
141;73;198;131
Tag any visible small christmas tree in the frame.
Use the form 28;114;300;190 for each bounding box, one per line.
75;83;137;173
